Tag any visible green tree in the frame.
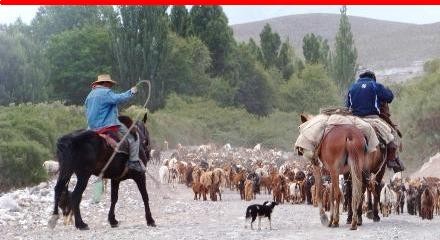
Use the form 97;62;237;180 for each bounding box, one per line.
331;6;358;93
0;21;48;105
170;6;190;37
303;33;331;68
279;64;339;113
107;6;170;111
247;38;263;62
156;34;212;96
234;45;274;116
276;39;295;80
31;6;106;44
190;6;234;76
46;25;113;104
259;24;281;69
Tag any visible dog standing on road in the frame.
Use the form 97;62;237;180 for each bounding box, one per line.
245;201;278;230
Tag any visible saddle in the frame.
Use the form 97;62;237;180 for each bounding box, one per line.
95;126;129;155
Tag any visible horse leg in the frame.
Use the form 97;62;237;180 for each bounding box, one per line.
330;173;340;227
366;189;373;219
349;166;363;230
49;171;73;229
313;165;328;226
133;174;156;227
108;179;120;227
344;175;353;224
71;174;91;230
373;184;381;222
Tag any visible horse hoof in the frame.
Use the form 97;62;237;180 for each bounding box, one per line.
373;216;381;222
320;214;329;226
346;218;352;224
350;225;357;230
109;220;119;228
332;223;339;228
76;223;89;230
366;210;373;219
357;218;363;226
147;221;156;227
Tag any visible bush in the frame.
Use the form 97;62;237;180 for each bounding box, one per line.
124;94;300;150
0;102;84;191
278;64;341;113
393;71;440;171
0;141;48;190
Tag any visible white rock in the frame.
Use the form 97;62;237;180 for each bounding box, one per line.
0;195;21;212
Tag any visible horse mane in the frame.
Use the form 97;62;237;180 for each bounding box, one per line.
118;115;133;128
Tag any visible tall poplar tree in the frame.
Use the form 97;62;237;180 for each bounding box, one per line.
332;6;358;93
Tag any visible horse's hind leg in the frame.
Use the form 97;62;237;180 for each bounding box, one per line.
49;171;73;229
133;174;156;227
330;173;340;227
71;174;91;230
108;179;120;227
373;185;381;222
313;165;328;226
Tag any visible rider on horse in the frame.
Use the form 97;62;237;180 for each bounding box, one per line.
85;74;145;173
346;70;405;173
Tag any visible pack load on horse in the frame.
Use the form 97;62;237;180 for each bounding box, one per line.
294;70;404;230
48;74;156;230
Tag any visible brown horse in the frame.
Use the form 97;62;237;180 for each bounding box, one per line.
49;113;155;230
299;115;365;230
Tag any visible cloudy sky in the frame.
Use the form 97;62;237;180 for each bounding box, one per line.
1;5;440;25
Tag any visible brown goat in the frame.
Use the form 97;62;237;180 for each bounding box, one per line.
421;188;434;220
244;180;254;201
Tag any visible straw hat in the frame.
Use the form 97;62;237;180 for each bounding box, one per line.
91;74;117;86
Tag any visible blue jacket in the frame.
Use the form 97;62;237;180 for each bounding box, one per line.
85;86;134;130
346;77;394;116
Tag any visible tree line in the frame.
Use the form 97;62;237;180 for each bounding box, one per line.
0;6;357;116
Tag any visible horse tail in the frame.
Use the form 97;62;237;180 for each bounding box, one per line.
56;136;74;180
346;134;364;217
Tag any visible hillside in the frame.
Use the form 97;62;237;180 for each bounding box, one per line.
232;13;440;71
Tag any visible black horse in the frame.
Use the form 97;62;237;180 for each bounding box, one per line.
50;113;156;230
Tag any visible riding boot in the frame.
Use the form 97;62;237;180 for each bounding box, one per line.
386;142;404;173
392;158;405;173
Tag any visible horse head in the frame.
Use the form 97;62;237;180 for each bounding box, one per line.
118;114;151;163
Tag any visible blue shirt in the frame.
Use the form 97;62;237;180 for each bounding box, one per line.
85;86;134;130
346;77;394;116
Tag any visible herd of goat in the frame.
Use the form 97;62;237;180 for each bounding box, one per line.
154;143;440;220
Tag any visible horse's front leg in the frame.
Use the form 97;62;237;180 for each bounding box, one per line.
108;179;120;227
133;174;156;227
72;174;91;230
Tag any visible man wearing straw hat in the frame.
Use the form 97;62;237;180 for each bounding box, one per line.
85;74;145;173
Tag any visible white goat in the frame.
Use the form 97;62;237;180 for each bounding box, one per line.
159;166;169;184
43;160;59;176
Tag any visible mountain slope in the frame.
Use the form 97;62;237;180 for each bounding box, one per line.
232;13;440;69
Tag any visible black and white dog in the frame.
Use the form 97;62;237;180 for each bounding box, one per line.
245;201;278;230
